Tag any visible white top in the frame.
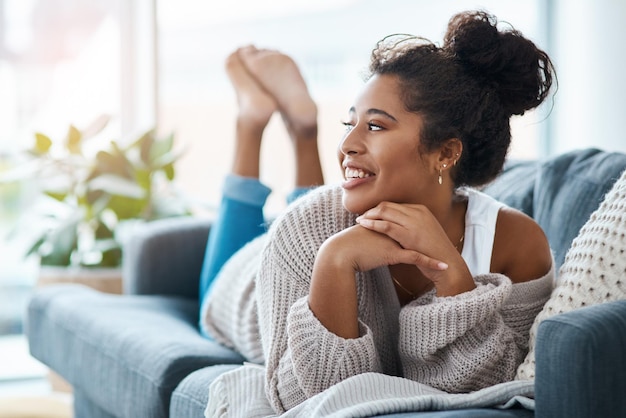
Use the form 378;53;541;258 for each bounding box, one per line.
459;188;506;276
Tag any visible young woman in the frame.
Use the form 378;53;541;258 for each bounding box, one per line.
200;10;556;414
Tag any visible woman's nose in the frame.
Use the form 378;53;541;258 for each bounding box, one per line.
339;127;362;156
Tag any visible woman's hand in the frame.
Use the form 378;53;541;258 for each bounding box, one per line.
308;223;448;338
356;201;475;296
325;224;450;273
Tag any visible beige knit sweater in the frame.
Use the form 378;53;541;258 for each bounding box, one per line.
202;185;554;414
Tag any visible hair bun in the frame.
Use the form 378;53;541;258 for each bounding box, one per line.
444;11;554;116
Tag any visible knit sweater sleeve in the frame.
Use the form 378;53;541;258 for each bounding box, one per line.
256;187;382;413
399;267;554;392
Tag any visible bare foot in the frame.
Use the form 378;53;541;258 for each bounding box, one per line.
225;47;277;129
239;46;318;140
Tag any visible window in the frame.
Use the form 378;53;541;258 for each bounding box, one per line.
0;0;154;335
0;0;122;149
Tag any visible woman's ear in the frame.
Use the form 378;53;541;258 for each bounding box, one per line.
438;138;463;168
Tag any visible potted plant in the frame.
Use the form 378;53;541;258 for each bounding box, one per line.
7;116;190;292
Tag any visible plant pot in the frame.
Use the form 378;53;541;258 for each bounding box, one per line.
37;266;123;294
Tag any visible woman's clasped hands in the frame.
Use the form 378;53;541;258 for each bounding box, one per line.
354;201;476;297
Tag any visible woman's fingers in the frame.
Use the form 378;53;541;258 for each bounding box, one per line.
356;210;419;247
356;201;447;251
356;216;393;231
397;249;449;271
358;201;412;223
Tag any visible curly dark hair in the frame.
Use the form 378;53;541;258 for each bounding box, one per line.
368;10;555;187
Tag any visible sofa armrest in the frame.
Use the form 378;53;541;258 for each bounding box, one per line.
534;299;626;418
122;217;212;299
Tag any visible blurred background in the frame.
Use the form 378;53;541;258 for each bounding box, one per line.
0;0;625;351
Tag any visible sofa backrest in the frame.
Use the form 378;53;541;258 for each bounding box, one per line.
483;148;626;272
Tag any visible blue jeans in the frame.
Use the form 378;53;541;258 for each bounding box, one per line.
198;174;313;333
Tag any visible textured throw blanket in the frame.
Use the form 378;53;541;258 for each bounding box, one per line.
206;364;535;417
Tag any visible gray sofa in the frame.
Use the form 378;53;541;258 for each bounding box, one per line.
27;148;626;418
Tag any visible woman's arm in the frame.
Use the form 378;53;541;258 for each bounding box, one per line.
398;268;553;392
491;207;554;284
256;187;383;413
309;224;448;338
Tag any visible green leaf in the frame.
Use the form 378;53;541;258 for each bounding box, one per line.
38;215;81;266
126;130;153;151
139;131;155;166
88;174;146;199
86;189;105;206
41;251;73;267
44;190;68;202
66;125;82;154
151;195;190;218
150;146;184;170
163;163;175;180
88;150;134;181
34;133;52;155
134;168;151;191
25;235;47;257
149;132;174;163
94;222;114;240
107;195;147;220
98;246;122;267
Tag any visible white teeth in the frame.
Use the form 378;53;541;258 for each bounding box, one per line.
345;167;372;179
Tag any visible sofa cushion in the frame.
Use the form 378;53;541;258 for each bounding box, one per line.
73;388;118;418
516;168;626;380
533;300;626;418
483;148;626;271
532;148;626;269
170;364;241;418
482;159;539;218
26;285;244;418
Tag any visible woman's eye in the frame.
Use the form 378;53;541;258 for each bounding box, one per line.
341;121;382;132
341;121;354;132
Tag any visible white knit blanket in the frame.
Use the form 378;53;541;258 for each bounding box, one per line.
206;364;535;417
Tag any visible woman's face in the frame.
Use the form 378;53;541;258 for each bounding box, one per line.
339;74;439;215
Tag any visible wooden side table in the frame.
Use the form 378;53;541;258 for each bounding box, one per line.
37;267;123;295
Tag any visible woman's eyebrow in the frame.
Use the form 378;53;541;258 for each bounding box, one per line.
367;108;398;122
348;106;398;122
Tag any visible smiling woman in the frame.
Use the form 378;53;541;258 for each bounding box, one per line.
195;9;556;416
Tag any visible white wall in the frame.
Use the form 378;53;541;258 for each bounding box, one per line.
548;0;626;155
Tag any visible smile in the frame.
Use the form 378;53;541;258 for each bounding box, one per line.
344;167;374;179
